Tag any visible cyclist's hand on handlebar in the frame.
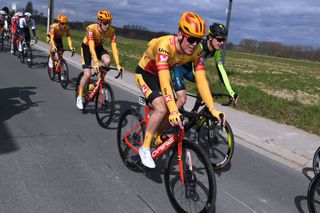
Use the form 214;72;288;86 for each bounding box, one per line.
52;45;57;52
116;64;124;72
34;37;38;43
168;111;183;129
209;108;226;127
93;62;100;74
71;47;75;53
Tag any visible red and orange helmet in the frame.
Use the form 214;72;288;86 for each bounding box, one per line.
57;14;68;24
179;11;206;38
97;10;112;21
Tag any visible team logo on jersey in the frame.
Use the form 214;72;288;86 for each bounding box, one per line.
159;48;169;55
164;95;172;103
158;53;169;62
199;56;205;65
141;85;149;96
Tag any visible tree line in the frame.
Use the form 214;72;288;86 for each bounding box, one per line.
5;1;320;62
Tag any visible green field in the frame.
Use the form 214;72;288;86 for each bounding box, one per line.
36;25;320;135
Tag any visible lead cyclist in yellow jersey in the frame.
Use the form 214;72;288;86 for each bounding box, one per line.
48;14;75;68
76;9;124;110
135;11;226;168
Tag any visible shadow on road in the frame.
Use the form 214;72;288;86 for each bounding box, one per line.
0;86;40;154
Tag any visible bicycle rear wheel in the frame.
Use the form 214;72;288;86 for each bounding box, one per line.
26;48;33;68
60;60;69;89
117;109;145;171
47;56;55;80
198;117;235;169
95;82;115;128
313;147;320;175
164;140;216;213
75;72;88;111
308;173;320;213
19;46;25;64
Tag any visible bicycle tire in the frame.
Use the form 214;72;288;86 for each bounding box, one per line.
75;72;88;111
95;82;115;128
60;60;69;89
313;147;320;175
117;109;146;171
27;48;33;68
19;47;25;64
0;37;3;51
164;140;216;213
47;56;55;80
198;117;235;169
308;173;320;213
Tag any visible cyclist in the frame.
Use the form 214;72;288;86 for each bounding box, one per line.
135;11;226;168
76;9;124;110
17;12;37;56
0;10;8;42
172;23;238;113
10;12;21;54
48;14;75;69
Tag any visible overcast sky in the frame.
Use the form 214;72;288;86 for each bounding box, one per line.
2;0;320;47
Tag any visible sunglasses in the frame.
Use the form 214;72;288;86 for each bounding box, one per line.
182;34;202;45
215;37;225;43
101;21;110;26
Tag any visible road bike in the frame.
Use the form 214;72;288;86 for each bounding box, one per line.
17;34;37;68
117;96;216;212
75;66;121;128
47;49;74;89
313;147;320;175
308;172;320;213
179;92;236;169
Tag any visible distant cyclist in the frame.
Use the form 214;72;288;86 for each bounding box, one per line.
0;10;8;41
10;12;20;53
135;11;226;168
171;23;239;113
48;13;75;68
76;9;124;110
17;12;37;56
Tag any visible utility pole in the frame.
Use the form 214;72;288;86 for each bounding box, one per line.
47;0;54;34
222;0;233;62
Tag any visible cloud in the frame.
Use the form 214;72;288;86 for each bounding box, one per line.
1;0;319;47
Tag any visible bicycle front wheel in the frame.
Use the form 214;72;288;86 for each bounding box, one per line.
60;60;69;89
117;109;145;171
308;173;320;213
198;117;235;169
47;56;55;80
313;147;320;175
95;82;115;128
164;140;216;213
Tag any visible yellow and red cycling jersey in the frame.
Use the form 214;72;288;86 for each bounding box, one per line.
138;35;205;76
137;35;215;114
82;23;120;65
49;23;73;48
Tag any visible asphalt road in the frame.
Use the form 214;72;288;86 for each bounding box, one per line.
0;44;312;212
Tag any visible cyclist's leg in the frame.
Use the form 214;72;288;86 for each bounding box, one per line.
99;46;111;67
25;30;31;48
77;43;92;109
135;67;167;168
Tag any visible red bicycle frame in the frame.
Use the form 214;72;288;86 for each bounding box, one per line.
122;98;186;184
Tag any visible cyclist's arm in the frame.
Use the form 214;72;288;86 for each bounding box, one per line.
49;26;55;46
156;52;178;114
30;19;36;37
110;33;120;66
66;27;73;49
214;51;235;97
194;56;215;110
87;29;98;63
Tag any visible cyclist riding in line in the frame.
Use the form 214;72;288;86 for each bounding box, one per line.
48;14;75;69
135;11;226;168
0;10;8;41
17;12;37;56
76;9;124;110
172;23;239;113
11;12;20;54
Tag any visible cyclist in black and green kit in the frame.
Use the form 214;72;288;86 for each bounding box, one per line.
172;23;238;112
